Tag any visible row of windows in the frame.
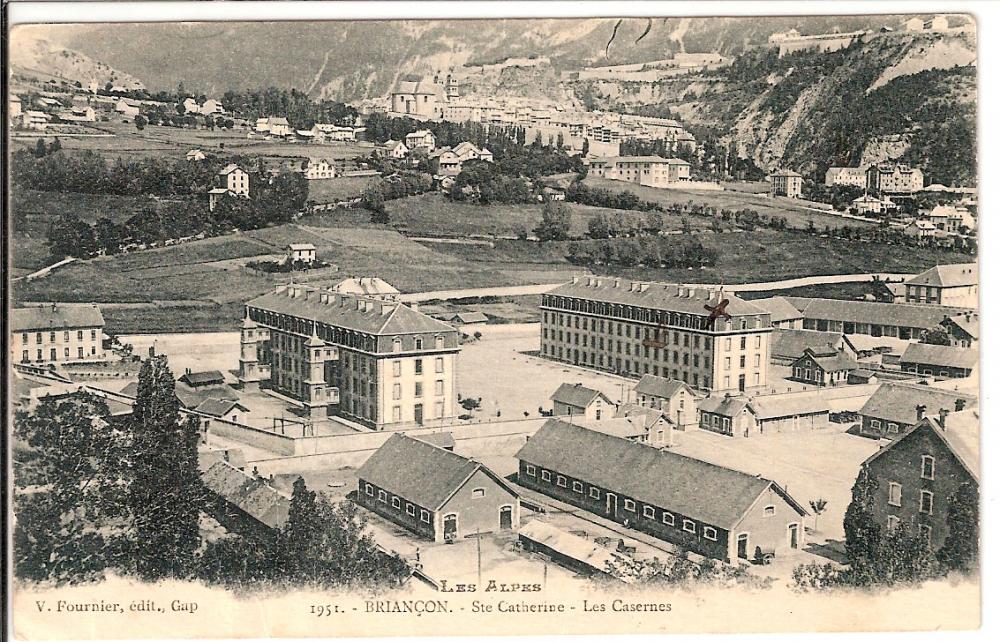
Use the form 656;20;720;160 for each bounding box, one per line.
391;336;445;352
541;345;713;387
391;357;445;377
524;465;720;542
542;298;767;332
20;330;98;344
21;346;98;362
391;380;446;399
887;482;935;514
887;515;933;540
364;483;431;523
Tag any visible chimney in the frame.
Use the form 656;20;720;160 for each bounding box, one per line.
148;346;155;357
938;408;949;429
915;404;926;420
571;275;579;284
614;278;621;288
319;292;329;304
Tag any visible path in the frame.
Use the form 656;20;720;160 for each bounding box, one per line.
13;256;77;282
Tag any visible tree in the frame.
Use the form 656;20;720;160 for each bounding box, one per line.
49;137;62;153
581;138;590;157
587;213;611;239
534;201;572;241
843;465;882;585
809;498;828;530
126;356;203;580
919;326;952;346
937;481;978;572
34;138;48;158
134;114;147;131
12;393;128;583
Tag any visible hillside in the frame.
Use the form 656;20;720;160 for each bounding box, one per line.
10;30;144;90
42;16;914;100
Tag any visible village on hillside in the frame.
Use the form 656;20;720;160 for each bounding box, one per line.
6;11;982;635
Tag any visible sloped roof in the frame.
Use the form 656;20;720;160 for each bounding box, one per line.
771;169;802;177
772;329;849;360
517;520;626;577
516;420;805;528
900;343;978;369
751;395;830;420
633;374;693;399
247;285;454;336
287;243;316;251
548;279;769;318
615;403;672;430
333;277;400;298
180;370;226;386
859;382;977;425
202;461;290;529
865;412;979;482
698;395;752;418
905;263;978;288
798;348;858;372
357;433;516;510
414;431;456;450
575;416;648;440
194;398;248;418
783;297;969;330
449;311;489;324
751;297;804;324
550;383;610;409
12;305;104;332
218;163;244;175
945;313;978;340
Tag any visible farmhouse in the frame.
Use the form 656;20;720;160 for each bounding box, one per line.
186;149;206;161
550;382;614;420
381;139;409;159
861;409;978;551
356;433;520;542
286;243;317;264
851;195;897;215
899;343;977;379
789;347;858;386
858;381;976;441
405;129;437;151
516;419;808;563
304;157;337;180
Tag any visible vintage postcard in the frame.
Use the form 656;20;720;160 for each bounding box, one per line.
5;3;984;639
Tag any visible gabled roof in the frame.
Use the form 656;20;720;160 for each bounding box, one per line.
179;370;226;386
414;431;456;450
333;277;400;298
548;278;769;318
905;263;978;288
517;521;627;578
770;169;802;177
575;416;649;440
772;328;851;360
615;403;672;430
516;419;806;528
859;381;976;425
550;383;611;409
796;347;858;372
751;395;830;420
900;343;978;369
448;311;489;324
202;461;290;529
11;305;104;332
944;313;978;340
287;243;316;251
358;433;517;510
633;374;693;400
864;411;979;482
218;163;245;175
194;398;249;418
751;296;805;323
783;297;971;330
698;395;753;418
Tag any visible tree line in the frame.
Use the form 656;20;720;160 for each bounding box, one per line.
13;356;410;590
220;87;358;129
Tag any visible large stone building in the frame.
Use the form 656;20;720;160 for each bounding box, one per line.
903;263;978;308
389;75;446;119
589;156;690;187
824;166;868;188
241;283;461;428
866;163;924;195
769;169;803;198
540;277;773;393
12;305;107;365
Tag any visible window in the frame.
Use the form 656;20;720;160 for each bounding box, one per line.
887;515;900;531
64;347;70;358
49;332;56;342
525;464;536;476
392;383;401;400
471;488;485;498
414;382;423;397
662;512;675;526
393;361;401;377
420;509;430;523
378;490;387;503
391;497;401;509
393;338;402;352
415;338;423;350
541;470;552;482
556;475;567;488
888;422;899;434
406;504;415;516
763;505;775;517
703;527;717;541
365;483;374;496
77;347;84;358
415;359;423;375
392;405;401;422
871;419;882;429
643;505;655;519
921;455;935;480
21;333;27;343
63;331;70;341
589;487;601;499
920;490;934;515
435;380;444;396
572;481;584;493
36;332;42;344
682;519;696;533
888;482;902;507
623;499;636;511
435;357;444;373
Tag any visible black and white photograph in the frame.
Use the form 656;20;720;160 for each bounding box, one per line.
4;1;988;638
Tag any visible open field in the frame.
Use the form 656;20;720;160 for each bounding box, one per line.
581;177;876;231
385;192;713;239
429;230;972;285
307;175;383;203
13;122;373;162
